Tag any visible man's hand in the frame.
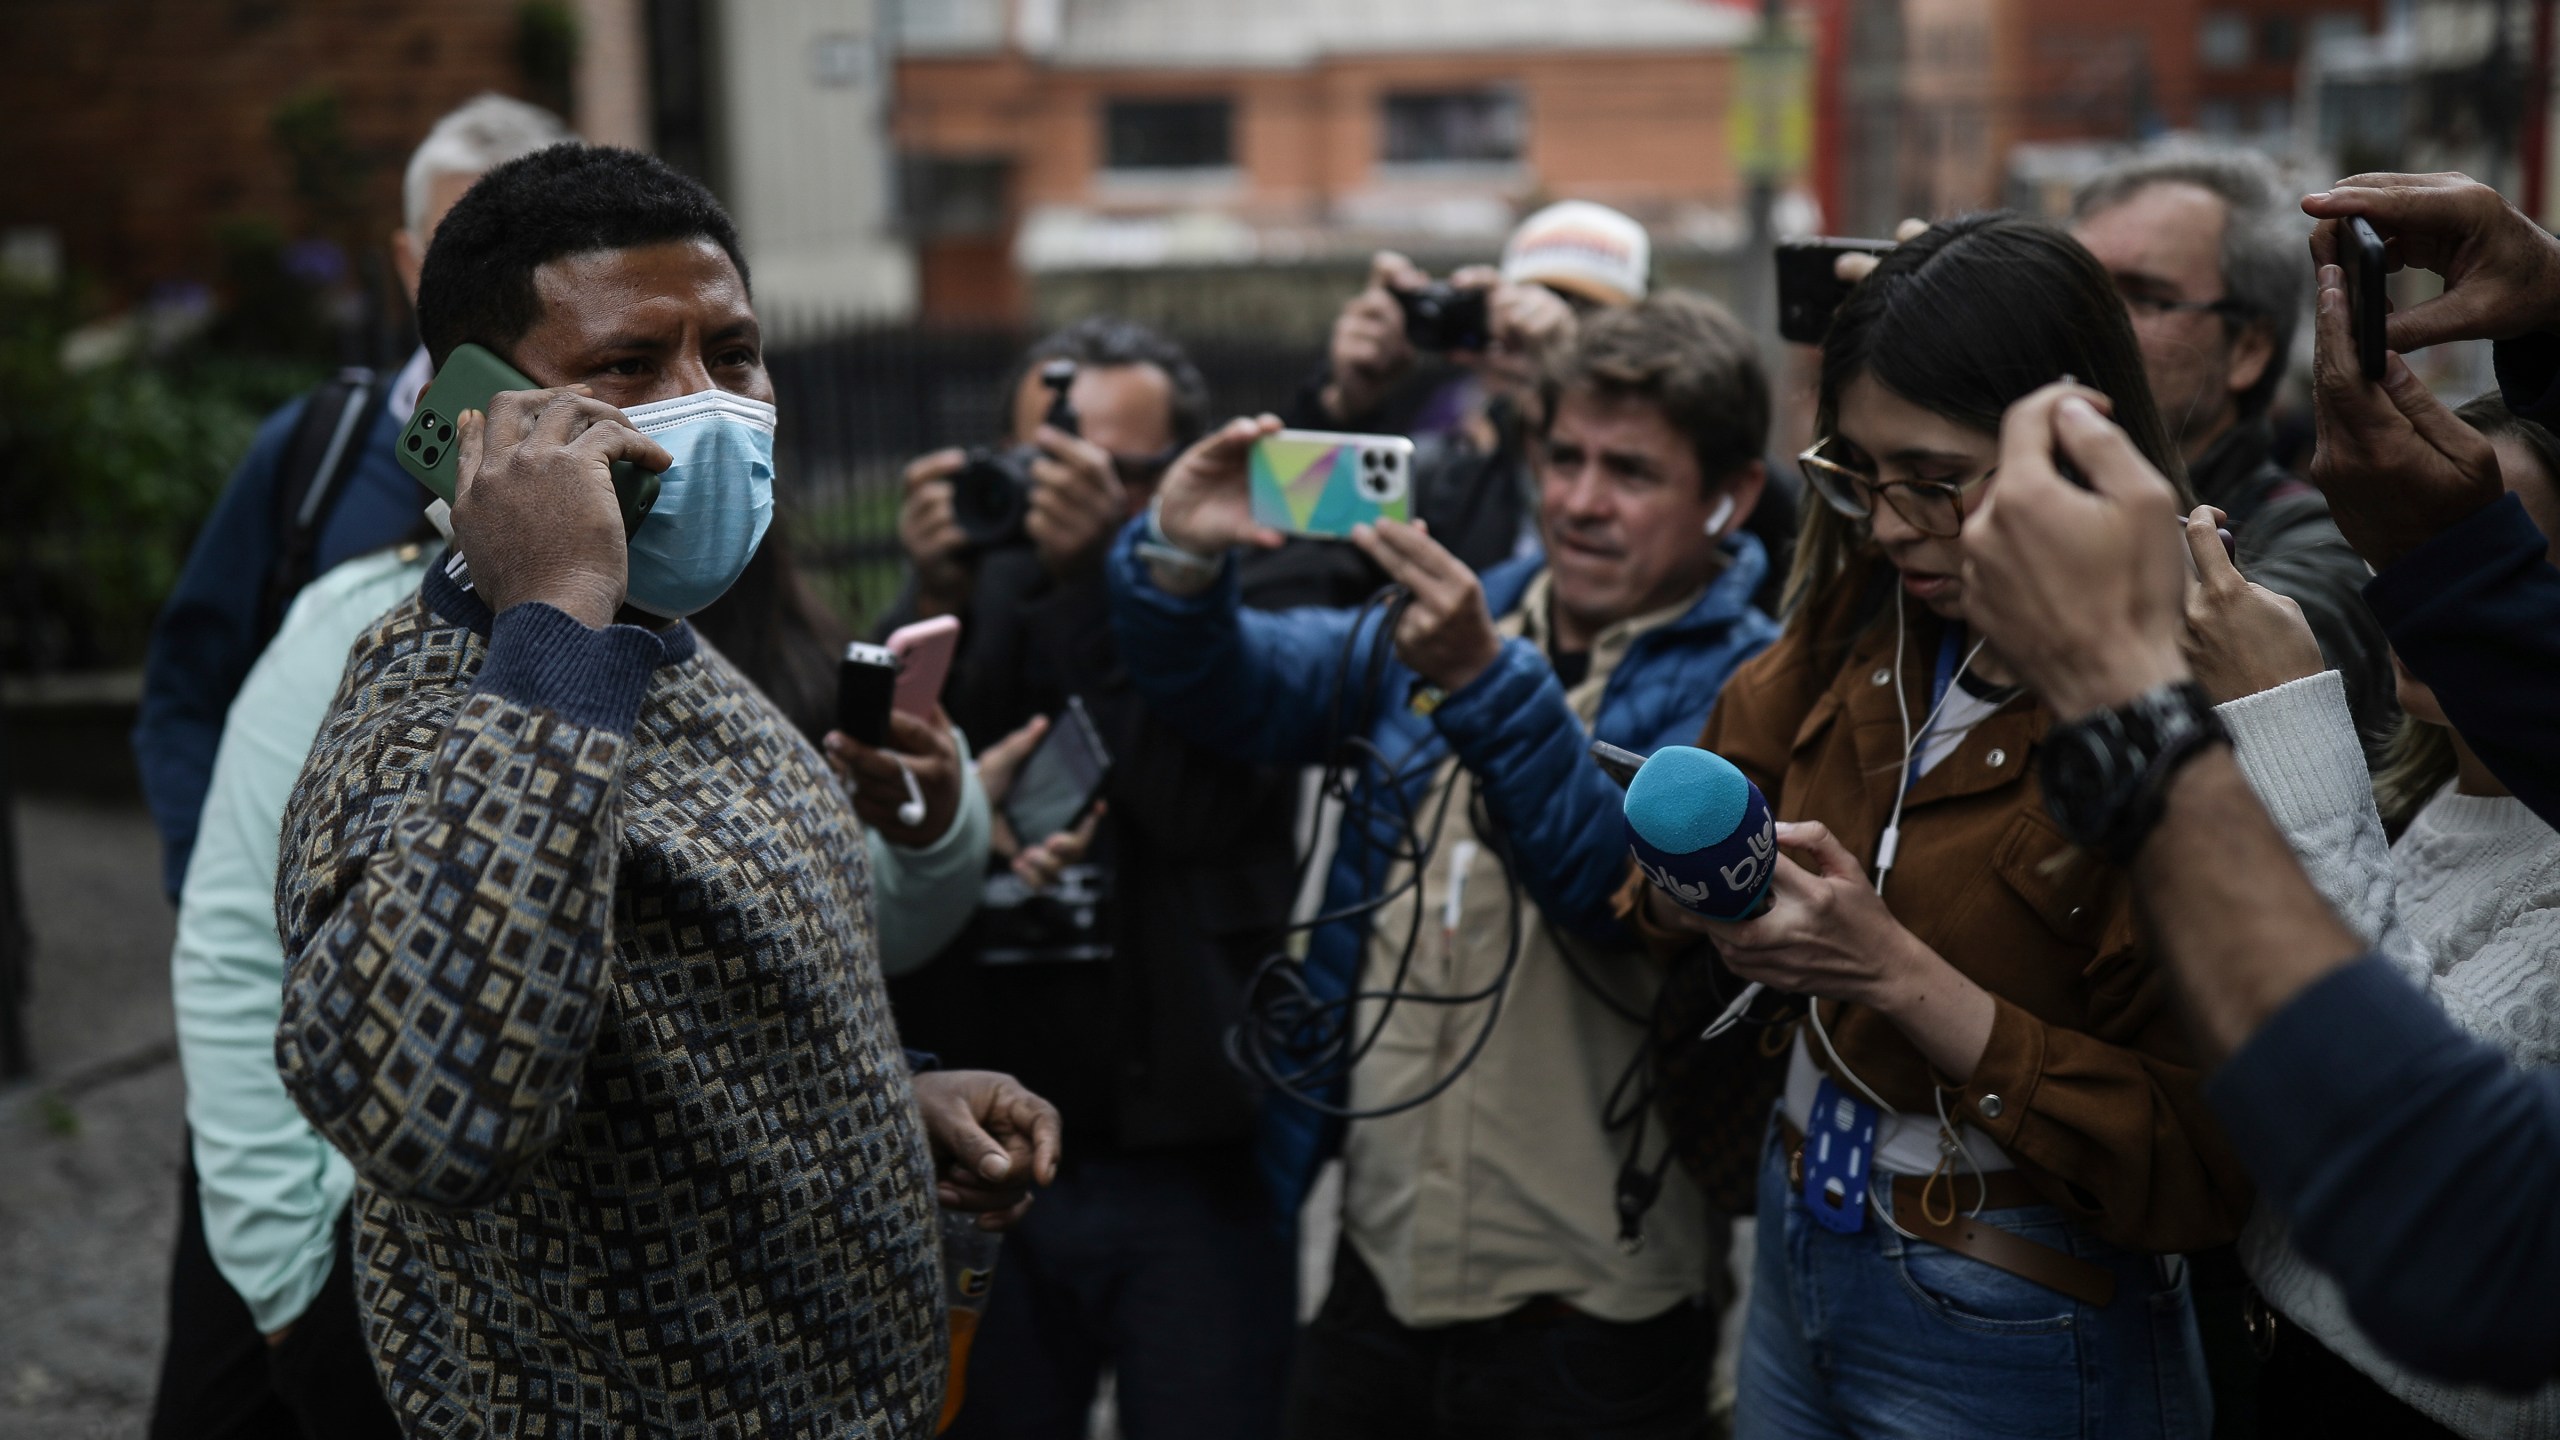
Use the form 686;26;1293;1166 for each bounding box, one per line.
1475;276;1578;414
1960;382;2191;720
898;449;974;618
1323;251;1428;422
2181;506;2327;704
1348;519;1503;694
823;709;963;848
2303;262;2506;569
1830;217;1932;286
451;388;671;628
1012;808;1103;892
911;1069;1063;1231
1152;415;1291;562
2304;172;2560;351
1024;425;1131;578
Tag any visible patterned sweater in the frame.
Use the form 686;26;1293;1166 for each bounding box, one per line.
275;560;943;1439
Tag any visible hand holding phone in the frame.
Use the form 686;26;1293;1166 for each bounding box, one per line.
1002;696;1111;845
2338;216;2390;382
1249;428;1415;539
1777;238;1897;345
400;343;663;535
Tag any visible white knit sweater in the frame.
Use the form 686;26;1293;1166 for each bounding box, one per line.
2221;670;2560;1439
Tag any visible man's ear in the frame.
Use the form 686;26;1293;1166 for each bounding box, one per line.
1710;459;1768;537
392;228;426;309
2226;321;2277;400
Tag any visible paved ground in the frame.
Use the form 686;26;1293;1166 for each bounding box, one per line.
0;797;184;1440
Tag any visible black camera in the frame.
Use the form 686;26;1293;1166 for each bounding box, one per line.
1393;282;1491;352
951;359;1079;549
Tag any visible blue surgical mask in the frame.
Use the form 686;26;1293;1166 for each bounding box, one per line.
618;388;778;618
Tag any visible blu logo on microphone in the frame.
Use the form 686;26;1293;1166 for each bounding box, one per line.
1622;746;1777;921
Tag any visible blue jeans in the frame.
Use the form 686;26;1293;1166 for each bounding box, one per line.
1736;1119;2209;1440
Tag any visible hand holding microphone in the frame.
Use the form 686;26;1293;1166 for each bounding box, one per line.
1617;745;1954;1039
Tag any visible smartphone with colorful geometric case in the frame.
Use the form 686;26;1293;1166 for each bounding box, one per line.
1247;428;1415;539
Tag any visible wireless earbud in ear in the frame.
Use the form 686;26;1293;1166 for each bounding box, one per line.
1704;494;1736;537
893;757;927;829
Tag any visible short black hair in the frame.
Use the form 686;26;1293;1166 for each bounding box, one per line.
416;144;750;369
996;316;1212;447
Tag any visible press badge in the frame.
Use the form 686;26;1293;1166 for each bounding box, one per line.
1801;1076;1878;1235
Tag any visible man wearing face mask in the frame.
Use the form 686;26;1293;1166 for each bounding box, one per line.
270;145;1062;1438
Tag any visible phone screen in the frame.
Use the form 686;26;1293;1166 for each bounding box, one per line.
1005;698;1111;843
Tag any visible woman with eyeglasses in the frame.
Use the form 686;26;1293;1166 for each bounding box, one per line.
1633;215;2248;1439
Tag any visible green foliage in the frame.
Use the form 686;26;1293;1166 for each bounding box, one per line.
269;86;369;235
0;278;320;671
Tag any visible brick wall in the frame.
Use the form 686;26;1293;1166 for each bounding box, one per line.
0;0;544;309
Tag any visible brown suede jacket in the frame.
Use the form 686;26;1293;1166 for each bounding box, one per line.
1644;569;2252;1255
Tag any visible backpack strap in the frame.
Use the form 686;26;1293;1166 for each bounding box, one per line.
257;366;383;647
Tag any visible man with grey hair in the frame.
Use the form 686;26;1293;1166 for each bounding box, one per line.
134;92;570;1440
2072;145;2397;743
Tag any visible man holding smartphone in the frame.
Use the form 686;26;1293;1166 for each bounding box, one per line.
878;317;1312;1440
1112;293;1781;1438
271;145;1060;1439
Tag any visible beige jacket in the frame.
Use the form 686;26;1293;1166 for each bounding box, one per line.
1343;572;1722;1327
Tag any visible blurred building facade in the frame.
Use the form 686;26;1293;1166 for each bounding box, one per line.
1821;0;2388;223
0;0;911;348
891;0;1762;332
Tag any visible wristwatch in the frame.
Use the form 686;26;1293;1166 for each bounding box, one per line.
2038;681;2230;863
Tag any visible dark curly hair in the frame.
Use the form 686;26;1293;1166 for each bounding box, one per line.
416;144;749;369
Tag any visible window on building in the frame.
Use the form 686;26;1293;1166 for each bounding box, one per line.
2200;11;2252;68
1381;90;1525;165
2260;15;2301;63
900;157;1010;238
1102;98;1234;172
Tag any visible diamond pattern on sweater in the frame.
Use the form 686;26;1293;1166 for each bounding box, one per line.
277;594;942;1439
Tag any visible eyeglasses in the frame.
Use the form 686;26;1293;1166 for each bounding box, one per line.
2115;283;2253;324
1797;437;1996;539
1109;444;1183;487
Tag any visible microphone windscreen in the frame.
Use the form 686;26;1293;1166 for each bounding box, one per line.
1622;746;1776;920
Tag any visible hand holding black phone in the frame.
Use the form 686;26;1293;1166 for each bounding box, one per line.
1003;697;1111;845
2338;216;2390;382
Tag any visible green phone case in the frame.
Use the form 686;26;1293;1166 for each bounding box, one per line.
395;343;661;534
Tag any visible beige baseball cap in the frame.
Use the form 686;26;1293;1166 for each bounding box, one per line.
1500;200;1650;307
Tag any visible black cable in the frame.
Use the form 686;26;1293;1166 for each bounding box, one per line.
1224;580;1533;1121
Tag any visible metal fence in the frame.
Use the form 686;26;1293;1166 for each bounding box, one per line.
765;320;1324;630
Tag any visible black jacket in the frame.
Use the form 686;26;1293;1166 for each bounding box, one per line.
881;545;1305;1154
2189;421;2398;748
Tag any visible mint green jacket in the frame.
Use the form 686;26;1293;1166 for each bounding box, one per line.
172;546;988;1331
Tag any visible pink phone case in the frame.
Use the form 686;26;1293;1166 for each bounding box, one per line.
887;615;962;718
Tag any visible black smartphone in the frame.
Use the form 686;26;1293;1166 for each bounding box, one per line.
1777;238;1896;345
1590;739;1646;788
836;642;898;748
2339;216;2389;382
1004;696;1111;844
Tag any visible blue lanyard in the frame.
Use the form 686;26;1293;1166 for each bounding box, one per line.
1904;625;1966;792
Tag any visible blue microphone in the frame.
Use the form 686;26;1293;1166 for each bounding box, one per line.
1624;746;1777;920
